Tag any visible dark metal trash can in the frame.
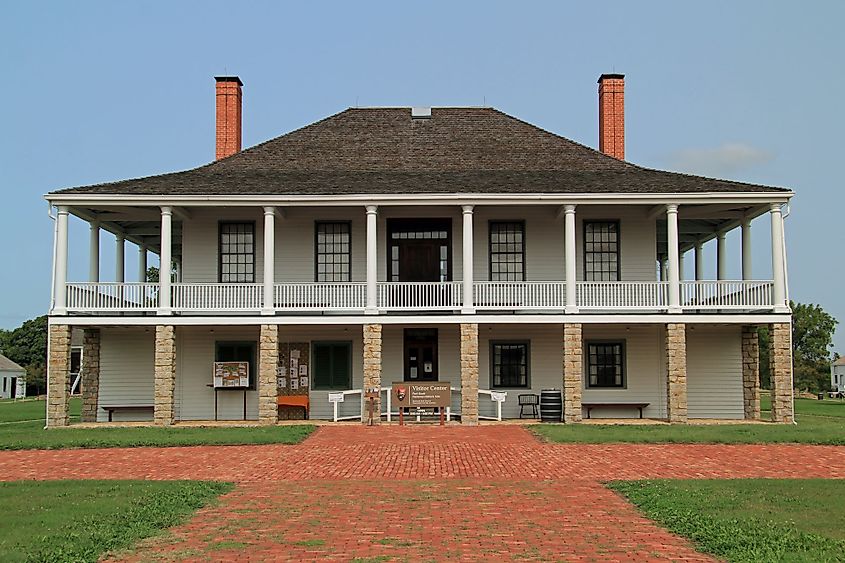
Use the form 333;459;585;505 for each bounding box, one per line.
540;389;562;422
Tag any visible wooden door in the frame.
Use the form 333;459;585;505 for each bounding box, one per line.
404;328;438;381
400;243;440;282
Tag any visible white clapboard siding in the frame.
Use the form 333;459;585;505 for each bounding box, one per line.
686;325;743;419
180;205;658;287
579;324;666;419
97;328;155;422
176;326;260;421
278;325;364;421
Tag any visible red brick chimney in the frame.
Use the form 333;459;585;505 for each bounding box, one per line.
215;76;243;160
598;73;625;160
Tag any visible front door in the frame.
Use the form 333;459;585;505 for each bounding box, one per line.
9;377;15;399
404;328;438;381
387;219;452;282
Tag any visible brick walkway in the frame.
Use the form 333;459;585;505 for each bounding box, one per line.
3;425;844;561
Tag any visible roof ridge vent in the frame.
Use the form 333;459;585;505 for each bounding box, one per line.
411;107;432;119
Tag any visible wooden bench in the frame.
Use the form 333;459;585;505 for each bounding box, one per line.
582;402;650;419
101;405;154;422
277;395;309;419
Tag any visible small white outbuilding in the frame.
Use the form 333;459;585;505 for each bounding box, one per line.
0;354;26;399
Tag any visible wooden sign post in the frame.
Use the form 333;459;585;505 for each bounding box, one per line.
391;382;451;426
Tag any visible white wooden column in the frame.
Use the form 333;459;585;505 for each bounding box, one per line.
158;206;172;315
563;204;577;313
770;203;788;312
115;234;125;283
716;231;727;280
679;251;685;281
741;216;752;280
262;206;275;315
138;245;148;282
89;221;100;282
54;206;69;314
461;205;475;314
666;204;681;312
365;205;378;314
694;241;704;280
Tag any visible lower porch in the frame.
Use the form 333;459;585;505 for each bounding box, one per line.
45;320;795;426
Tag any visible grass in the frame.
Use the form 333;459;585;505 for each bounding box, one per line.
0;398;314;450
531;397;845;445
610;479;845;562
0;479;232;562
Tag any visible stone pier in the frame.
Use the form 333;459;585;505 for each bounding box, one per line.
563;323;583;423
769;322;794;423
80;328;101;423
742;326;761;420
154;325;176;426
362;324;382;424
258;325;279;424
47;324;72;427
666;323;688;423
460;323;479;425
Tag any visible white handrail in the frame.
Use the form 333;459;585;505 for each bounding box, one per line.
577;281;669;310
171;283;263;311
331;388;363;422
474;281;566;310
377;282;462;310
680;280;774;310
66;282;159;311
275;282;366;311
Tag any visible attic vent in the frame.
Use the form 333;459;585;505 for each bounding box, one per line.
411;107;432;119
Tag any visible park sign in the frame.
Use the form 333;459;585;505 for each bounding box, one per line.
392;382;451;408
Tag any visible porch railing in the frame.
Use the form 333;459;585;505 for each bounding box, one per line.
171;283;263;311
577;281;668;310
474;281;566;310
66;282;159;311
680;280;773;310
377;281;463;311
275;282;366;311
63;279;777;313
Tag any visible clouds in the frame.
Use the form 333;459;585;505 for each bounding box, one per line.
667;143;773;177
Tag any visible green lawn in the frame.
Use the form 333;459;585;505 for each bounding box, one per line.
531;397;845;444
0;480;232;562
610;479;845;562
0;398;314;450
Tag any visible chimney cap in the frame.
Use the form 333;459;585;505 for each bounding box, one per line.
598;73;625;83
215;76;243;86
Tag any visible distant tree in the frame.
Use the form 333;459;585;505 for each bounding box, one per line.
145;265;177;283
0;315;48;395
759;301;838;393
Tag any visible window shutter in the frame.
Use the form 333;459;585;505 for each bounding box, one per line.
313;343;333;389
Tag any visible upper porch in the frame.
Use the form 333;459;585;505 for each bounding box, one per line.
48;196;790;317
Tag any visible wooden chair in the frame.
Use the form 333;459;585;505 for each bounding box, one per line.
277;395;309;419
518;394;539;418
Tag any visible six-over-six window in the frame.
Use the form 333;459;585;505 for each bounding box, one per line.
586;341;625;388
489;221;525;281
315;222;351;282
584;221;620;281
219;222;255;283
490;341;529;388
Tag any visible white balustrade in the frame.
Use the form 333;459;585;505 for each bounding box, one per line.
66;282;159;311
577;281;669;310
474;281;566;310
64;279;776;313
275;282;366;311
377;282;462;310
171;283;263;311
680;280;773;310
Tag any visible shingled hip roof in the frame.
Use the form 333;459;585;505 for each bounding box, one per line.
49;107;790;197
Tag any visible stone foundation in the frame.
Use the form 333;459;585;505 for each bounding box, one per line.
563;323;583;423
47;324;72;427
742;326;761;420
154;325;176;426
80;328;101;423
362;324;382;424
665;323;688;423
460;323;479;425
258;325;279;424
769;322;794;423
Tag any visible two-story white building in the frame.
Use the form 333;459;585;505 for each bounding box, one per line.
44;74;795;426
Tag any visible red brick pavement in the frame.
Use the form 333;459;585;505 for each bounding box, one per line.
3;425;844;561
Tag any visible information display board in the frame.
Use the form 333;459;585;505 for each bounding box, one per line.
213;362;249;388
391;382;451;409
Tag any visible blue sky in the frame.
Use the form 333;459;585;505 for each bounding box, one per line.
1;1;843;350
